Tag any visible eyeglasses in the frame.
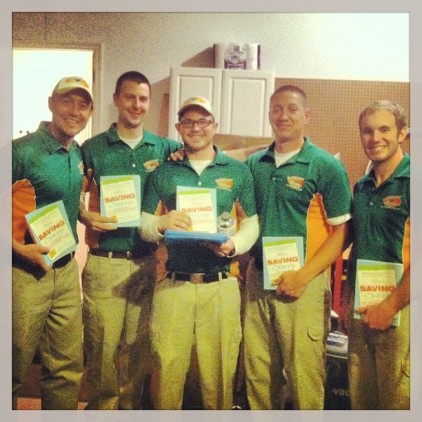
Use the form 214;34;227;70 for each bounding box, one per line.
179;118;213;128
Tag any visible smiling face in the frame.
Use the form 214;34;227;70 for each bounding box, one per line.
269;90;310;152
176;108;217;156
359;109;407;170
113;80;150;130
48;89;93;145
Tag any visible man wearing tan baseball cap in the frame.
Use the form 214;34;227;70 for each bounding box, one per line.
12;76;93;409
52;76;93;103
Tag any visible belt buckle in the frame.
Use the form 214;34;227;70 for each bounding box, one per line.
190;273;204;284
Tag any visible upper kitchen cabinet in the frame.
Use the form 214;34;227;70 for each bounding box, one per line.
168;67;274;140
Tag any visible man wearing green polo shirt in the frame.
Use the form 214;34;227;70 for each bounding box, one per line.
244;85;353;409
340;100;410;409
12;76;93;409
79;71;182;410
140;96;259;409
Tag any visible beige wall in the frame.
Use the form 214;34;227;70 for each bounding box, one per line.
274;77;410;187
13;12;409;139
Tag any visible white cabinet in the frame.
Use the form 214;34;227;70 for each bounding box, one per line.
168;67;274;140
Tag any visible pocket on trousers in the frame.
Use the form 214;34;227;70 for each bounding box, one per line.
401;351;410;377
306;276;331;342
307;324;324;341
305;296;329;342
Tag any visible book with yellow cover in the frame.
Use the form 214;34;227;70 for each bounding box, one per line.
262;236;304;290
176;186;217;233
354;259;403;327
25;200;76;266
100;175;141;227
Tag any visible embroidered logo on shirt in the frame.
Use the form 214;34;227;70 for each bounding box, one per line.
216;178;234;190
383;195;402;208
286;176;305;191
144;159;160;172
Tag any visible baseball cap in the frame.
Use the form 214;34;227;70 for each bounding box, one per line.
52;76;93;102
177;96;213;118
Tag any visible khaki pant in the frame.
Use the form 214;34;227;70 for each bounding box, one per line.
150;276;242;409
348;298;410;409
12;258;83;410
82;253;155;409
243;260;331;409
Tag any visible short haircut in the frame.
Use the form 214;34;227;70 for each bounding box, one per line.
359;100;407;132
270;84;308;107
114;71;151;96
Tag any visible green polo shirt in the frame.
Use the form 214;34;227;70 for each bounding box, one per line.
347;154;410;290
81;123;182;252
142;147;257;273
246;137;352;269
12;121;84;243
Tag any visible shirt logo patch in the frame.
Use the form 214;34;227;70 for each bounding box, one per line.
144;159;160;172
287;176;305;190
383;195;402;208
216;178;234;190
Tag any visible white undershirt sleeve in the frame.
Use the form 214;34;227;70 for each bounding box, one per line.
139;211;164;243
326;213;352;226
231;214;260;256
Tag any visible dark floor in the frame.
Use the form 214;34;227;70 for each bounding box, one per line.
16;364;87;410
16;362;246;410
16;353;350;410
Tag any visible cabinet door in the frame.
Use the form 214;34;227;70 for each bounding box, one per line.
220;69;274;137
168;67;222;140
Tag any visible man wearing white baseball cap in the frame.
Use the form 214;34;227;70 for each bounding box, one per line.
12;76;93;409
141;96;259;409
177;96;213;116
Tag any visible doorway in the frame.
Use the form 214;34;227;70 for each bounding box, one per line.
13;47;95;275
13;48;94;144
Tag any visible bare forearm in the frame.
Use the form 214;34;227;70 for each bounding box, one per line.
299;220;351;285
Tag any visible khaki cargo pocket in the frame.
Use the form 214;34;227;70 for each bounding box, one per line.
401;350;410;377
305;280;331;342
307;324;325;341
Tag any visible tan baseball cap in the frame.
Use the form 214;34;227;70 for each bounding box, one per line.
177;96;213;117
52;76;93;102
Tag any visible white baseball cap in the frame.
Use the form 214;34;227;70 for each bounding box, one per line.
177;96;213;118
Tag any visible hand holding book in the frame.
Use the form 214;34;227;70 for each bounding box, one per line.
354;259;403;327
354;300;400;331
79;207;118;232
24;200;76;266
12;238;52;272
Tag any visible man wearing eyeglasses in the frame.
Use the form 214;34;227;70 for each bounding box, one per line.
140;97;259;409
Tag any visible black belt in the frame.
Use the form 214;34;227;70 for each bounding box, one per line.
12;251;74;270
168;272;229;284
89;249;143;260
52;252;75;269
